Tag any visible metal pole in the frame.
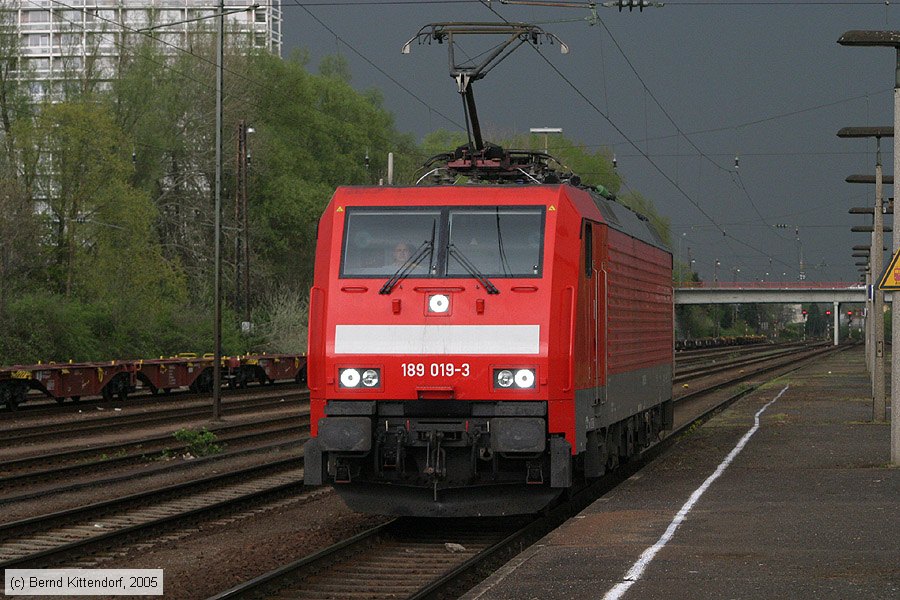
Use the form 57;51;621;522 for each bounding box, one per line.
241;121;250;327
234;122;242;317
866;268;873;373
833;301;839;346
892;47;900;462
874;139;886;422
871;230;875;385
212;0;224;421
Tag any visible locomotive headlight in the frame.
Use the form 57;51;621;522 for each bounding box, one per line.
339;368;361;388
514;369;536;389
495;369;514;388
339;368;381;389
428;294;450;313
361;369;380;387
494;368;536;389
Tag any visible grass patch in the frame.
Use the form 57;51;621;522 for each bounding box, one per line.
173;427;223;457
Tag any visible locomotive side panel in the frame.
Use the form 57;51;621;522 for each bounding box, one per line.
560;187;673;456
545;195;594;452
599;225;673;427
308;201;338;435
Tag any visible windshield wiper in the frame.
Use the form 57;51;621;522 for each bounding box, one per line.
379;239;433;295
448;244;499;294
496;207;512;276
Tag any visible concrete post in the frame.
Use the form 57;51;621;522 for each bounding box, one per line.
874;153;886;422
892;50;900;462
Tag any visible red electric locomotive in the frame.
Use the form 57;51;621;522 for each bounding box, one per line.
303;23;674;516
303;173;674;516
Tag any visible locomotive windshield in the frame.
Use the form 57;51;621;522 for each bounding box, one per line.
446;208;543;277
341;209;439;277
340;206;544;278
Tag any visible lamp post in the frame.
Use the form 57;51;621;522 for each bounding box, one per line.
838;29;900;463
529;127;563;152
854;244;874;370
211;0;224;421
839;128;893;417
235;120;253;332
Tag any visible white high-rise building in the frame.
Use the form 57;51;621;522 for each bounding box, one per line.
9;1;283;98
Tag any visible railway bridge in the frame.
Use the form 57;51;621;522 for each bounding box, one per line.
673;281;882;346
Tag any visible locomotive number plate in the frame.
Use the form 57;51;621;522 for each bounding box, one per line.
401;363;470;378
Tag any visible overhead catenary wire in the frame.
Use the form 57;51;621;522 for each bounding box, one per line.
479;0;798;272
538;4;834;249
529;87;893;153
535;44;796;270
295;4;466;132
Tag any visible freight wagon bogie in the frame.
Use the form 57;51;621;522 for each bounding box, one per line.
101;372;134;402
0;379;28;411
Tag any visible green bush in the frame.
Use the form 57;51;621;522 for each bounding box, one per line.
0;293;250;365
173;427;223;457
0;293;104;363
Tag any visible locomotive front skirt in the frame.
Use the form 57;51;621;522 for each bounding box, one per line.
304;184;674;517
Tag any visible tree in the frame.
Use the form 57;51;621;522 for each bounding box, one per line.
0;170;39;321
246;51;417;291
0;8;41;321
0;5;27;165
319;54;353;83
19;101;183;308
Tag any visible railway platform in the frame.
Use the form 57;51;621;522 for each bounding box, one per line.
462;346;900;599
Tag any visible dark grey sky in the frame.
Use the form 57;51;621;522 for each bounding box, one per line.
281;0;900;284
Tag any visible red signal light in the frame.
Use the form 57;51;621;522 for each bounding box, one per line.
826;310;832;315
847;311;853;316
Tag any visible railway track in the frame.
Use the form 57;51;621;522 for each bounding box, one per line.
209;517;532;600
3;380;305;416
0;457;316;570
0;341;842;590
674;340;810;367
674;341;838;402
0;413;310;492
674;341;829;382
0;391;308;444
0;439;305;509
210;343;848;600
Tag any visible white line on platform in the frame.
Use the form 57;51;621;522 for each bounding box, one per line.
602;384;790;600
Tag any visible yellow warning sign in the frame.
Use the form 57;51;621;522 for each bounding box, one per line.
336;206;344;212
878;248;900;290
548;205;556;211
